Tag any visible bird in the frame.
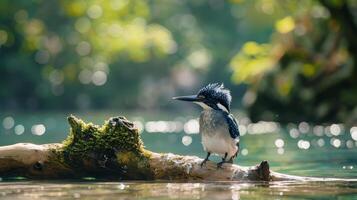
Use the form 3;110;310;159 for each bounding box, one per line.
173;83;240;168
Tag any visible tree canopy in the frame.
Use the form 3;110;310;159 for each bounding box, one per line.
0;0;356;123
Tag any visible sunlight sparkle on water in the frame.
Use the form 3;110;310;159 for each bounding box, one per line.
14;124;25;135
241;148;248;156
145;121;182;133
182;135;192;146
313;125;324;136
297;140;310;149
343;166;354;170
31;124;46;136
289;128;299;138
247;121;278;134
330;124;341;136
324;126;333;137
298;122;310;133
183;119;199;134
133;121;144;133
238;125;247;136
351;127;357;141
277;148;284;155
346;140;354;148
117;183;127;190
2;116;14;130
331;138;341;148
275;138;284;148
317;138;325;147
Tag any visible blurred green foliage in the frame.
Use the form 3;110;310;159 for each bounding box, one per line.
230;0;357;123
0;0;180;110
0;0;356;123
0;0;249;111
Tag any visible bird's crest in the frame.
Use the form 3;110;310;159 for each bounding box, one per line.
198;83;232;104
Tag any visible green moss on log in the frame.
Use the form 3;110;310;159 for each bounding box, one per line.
52;115;153;179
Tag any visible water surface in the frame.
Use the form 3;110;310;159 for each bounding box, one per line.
1;180;357;200
1;111;357;199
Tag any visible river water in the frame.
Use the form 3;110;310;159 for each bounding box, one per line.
1;111;356;199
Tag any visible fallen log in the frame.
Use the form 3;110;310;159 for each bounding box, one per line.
0;115;336;181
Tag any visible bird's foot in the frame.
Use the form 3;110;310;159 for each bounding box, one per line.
217;161;225;169
217;159;234;168
200;159;209;168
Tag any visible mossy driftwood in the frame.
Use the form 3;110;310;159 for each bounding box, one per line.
0;116;319;181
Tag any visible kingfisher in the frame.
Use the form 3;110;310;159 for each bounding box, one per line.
173;83;240;168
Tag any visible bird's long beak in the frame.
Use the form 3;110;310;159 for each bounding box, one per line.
172;95;200;102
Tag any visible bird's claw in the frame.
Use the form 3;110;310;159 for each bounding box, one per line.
217;161;225;169
200;159;209;168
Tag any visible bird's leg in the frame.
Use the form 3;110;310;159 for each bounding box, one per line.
217;153;228;169
227;156;234;164
230;147;239;163
200;152;211;168
234;142;240;157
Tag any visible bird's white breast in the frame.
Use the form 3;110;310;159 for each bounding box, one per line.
201;134;238;158
199;109;238;158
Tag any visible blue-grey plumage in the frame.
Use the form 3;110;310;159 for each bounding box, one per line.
173;83;240;168
200;109;239;158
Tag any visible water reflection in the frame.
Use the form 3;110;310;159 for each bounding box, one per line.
0;181;357;200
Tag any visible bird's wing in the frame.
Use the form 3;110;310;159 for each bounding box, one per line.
224;113;240;139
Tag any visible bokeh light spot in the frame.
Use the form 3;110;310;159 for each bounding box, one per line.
241;148;248;156
275;138;284;148
14;124;25;135
92;71;107;86
275;16;295;33
298;122;309;133
346;140;354;149
78;69;92;84
87;5;103;19
183;119;199;134
289;128;299;138
75;17;91;33
76;41;91;56
0;30;8;45
330;124;341;136
317;138;325;147
49;70;64;85
350;130;357;141
31;124;46;136
331;138;341;148
35;50;50;64
182;135;192;146
277;148;284;155
2;116;15;130
297;140;310;150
